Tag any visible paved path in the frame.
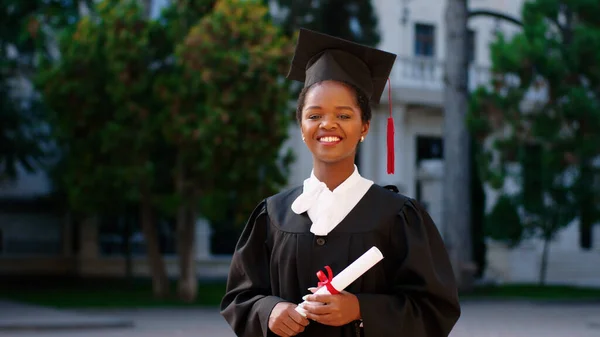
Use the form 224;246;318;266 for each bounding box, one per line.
450;301;600;337
0;301;133;331
1;300;599;337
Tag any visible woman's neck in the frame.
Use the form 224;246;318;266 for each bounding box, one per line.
312;157;356;191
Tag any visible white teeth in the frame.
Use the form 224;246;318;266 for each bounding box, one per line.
320;137;340;143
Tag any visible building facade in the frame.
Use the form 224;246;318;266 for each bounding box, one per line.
282;0;600;286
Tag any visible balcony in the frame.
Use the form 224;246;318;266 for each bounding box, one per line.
384;56;491;107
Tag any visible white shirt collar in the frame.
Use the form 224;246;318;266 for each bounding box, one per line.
291;165;373;236
309;165;362;195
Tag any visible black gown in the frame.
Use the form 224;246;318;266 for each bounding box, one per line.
220;184;461;337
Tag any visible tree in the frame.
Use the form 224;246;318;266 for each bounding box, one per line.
484;194;523;248
467;0;600;284
0;76;45;182
443;0;474;291
266;0;380;47
0;0;91;182
36;0;173;298
37;0;294;302
156;0;295;302
465;3;527;284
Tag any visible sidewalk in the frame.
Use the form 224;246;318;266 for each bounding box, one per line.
0;300;134;331
1;299;599;337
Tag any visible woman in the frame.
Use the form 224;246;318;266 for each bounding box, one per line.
220;28;461;337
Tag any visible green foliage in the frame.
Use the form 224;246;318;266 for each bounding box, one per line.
155;0;295;224
36;0;148;213
485;195;523;247
0;0;89;182
1;0;91;55
467;0;600;252
36;0;294;225
0;70;46;181
266;0;381;47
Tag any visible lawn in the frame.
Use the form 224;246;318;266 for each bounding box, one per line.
461;283;600;301
0;276;227;308
2;276;600;309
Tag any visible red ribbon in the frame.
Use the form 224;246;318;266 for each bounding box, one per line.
316;266;340;295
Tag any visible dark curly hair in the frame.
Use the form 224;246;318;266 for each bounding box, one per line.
295;81;372;124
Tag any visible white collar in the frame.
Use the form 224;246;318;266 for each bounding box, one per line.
291;165;373;236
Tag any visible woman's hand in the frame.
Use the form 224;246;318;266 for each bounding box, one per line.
301;290;361;327
268;302;310;337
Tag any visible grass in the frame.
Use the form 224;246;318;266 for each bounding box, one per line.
461;283;600;301
2;276;600;309
0;276;227;309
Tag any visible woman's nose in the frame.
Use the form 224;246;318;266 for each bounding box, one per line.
319;115;338;129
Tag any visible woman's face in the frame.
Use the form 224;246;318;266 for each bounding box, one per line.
300;81;369;164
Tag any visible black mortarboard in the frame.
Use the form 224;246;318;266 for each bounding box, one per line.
286;28;397;104
286;28;398;174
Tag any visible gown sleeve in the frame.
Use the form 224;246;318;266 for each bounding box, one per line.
356;198;461;337
220;200;285;337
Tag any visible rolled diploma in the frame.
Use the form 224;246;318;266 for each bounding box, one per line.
295;246;384;316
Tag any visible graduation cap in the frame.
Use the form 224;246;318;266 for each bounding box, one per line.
286;28;398;174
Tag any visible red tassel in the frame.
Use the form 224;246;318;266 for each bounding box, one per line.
386;78;395;174
387;116;395;174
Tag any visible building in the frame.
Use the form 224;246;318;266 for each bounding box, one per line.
279;0;600;286
2;0;599;285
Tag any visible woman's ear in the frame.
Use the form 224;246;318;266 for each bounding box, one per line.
361;120;370;137
300;125;306;142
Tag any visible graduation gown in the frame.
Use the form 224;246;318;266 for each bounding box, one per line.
220;183;461;337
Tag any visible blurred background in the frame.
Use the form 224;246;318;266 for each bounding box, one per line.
1;0;599;336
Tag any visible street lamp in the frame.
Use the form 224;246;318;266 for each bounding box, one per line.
401;6;410;26
400;0;414;26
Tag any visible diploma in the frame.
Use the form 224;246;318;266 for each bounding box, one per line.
295;246;384;316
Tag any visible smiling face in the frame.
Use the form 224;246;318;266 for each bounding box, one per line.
299;80;370;165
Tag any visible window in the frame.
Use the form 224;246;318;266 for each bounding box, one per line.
414;23;436;57
468;29;476;63
415;136;444;202
416;136;444;165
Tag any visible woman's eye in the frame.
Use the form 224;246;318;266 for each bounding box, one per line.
308;115;321;120
339;114;351;119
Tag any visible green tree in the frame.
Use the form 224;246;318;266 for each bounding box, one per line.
156;0;294;301
37;0;294;301
0;0;90;182
467;0;600;284
484;194;523;248
36;0;181;298
267;0;380;46
0;78;45;182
